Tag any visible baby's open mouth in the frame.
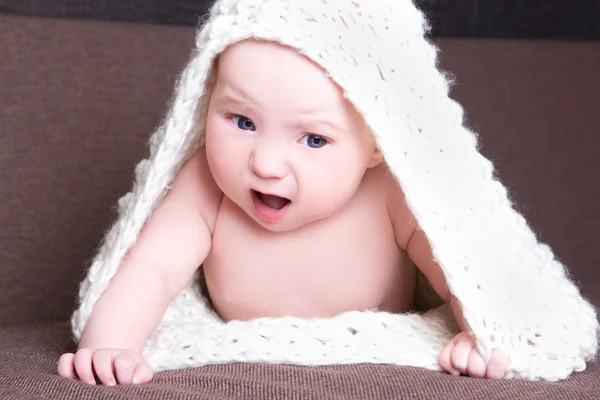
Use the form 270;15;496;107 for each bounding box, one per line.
252;190;291;210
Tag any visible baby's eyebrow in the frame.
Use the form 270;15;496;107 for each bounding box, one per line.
215;93;246;107
296;114;344;133
217;83;257;107
213;92;258;116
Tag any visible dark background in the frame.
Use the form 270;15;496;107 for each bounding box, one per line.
0;0;599;40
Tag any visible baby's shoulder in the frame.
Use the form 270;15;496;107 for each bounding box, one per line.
173;148;223;232
365;163;416;247
363;162;400;199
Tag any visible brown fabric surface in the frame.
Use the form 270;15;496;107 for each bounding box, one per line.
0;15;195;326
0;323;599;400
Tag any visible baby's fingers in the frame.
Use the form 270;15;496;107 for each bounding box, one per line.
114;354;153;385
132;360;153;384
57;353;77;380
73;349;96;384
450;332;474;374
92;350;117;386
486;348;510;379
438;341;459;376
466;348;487;378
114;353;137;384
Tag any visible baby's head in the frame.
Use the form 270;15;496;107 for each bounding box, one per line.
203;39;382;232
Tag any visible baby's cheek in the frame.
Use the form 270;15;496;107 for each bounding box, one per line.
308;168;359;212
205;135;237;193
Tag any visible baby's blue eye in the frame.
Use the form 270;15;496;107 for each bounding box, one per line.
302;134;327;149
231;115;255;131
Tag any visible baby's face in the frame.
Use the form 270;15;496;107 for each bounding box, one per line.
205;39;381;232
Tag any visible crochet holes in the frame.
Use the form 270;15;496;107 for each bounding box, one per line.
351;1;360;8
348;327;358;335
377;65;386;81
340;15;348;27
528;333;541;347
477;284;482;290
518;333;539;346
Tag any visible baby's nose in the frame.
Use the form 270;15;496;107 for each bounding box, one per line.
249;142;287;180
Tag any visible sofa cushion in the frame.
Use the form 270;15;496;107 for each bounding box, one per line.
1;323;599;399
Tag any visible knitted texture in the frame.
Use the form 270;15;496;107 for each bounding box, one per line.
71;0;598;381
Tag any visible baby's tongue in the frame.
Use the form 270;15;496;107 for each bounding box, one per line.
258;193;289;210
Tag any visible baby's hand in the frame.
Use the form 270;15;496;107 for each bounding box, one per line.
57;348;153;386
438;332;509;379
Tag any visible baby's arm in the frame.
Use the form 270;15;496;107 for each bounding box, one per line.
58;150;222;385
386;184;509;378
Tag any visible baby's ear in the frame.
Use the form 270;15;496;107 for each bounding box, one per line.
367;147;384;168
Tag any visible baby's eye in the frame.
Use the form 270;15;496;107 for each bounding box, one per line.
301;134;328;149
230;115;256;131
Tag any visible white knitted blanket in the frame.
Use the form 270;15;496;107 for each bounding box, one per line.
70;0;599;381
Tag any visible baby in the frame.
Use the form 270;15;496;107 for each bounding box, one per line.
57;39;509;385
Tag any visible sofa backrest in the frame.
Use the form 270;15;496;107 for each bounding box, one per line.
1;14;599;327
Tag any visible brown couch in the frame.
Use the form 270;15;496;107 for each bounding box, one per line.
1;14;599;399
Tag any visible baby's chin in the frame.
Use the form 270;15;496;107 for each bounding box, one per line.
249;212;309;233
246;205;330;233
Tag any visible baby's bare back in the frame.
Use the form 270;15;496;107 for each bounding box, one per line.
203;165;417;321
